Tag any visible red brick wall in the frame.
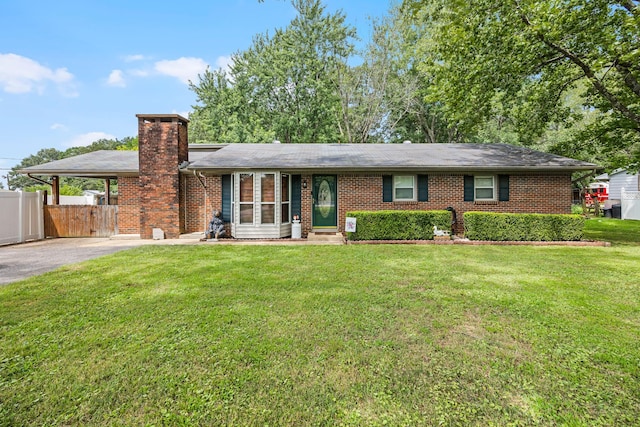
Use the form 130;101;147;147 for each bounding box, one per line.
117;176;140;234
183;174;223;233
136;169;571;238
336;173;572;235
186;172;572;237
137;115;188;239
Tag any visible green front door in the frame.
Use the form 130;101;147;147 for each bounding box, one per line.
312;175;337;228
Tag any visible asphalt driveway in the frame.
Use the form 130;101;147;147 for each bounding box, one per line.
0;238;198;286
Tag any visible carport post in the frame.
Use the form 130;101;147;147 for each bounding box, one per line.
51;175;60;205
105;179;111;205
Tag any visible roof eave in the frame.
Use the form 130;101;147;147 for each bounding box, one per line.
18;169;139;177
185;165;599;174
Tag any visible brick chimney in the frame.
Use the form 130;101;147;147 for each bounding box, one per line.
136;114;189;239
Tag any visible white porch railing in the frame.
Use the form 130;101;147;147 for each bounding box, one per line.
0;191;44;245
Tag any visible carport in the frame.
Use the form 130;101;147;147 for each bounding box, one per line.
18;150;139;237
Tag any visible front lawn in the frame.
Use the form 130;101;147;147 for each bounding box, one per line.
1;227;640;425
584;217;640;246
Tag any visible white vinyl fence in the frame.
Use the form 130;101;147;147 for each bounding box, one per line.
621;188;640;220
0;191;44;245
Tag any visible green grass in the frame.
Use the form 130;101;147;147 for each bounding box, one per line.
584;217;640;246
1;223;640;425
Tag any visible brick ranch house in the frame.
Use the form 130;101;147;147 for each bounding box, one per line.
20;114;599;239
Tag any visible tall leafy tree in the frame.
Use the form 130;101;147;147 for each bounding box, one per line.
405;0;640;167
190;0;356;143
335;4;466;143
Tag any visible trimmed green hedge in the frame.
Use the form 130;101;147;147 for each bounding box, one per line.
345;210;451;241
463;212;585;241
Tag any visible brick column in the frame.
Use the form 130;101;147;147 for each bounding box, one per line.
136;114;189;239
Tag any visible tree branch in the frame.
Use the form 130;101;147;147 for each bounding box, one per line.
519;11;640;128
615;62;640;98
617;0;639;15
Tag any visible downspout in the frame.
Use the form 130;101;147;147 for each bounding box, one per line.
27;173;51;186
193;170;208;236
27;173;55;205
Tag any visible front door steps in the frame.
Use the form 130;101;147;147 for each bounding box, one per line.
306;232;345;244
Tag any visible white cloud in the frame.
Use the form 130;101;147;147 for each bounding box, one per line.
129;69;149;77
50;123;68;131
215;55;233;74
107;69;126;87
0;53;76;96
154;57;208;84
64;132;116;148
124;54;146;62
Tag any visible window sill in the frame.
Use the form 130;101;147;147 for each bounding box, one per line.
393;200;419;205
474;200;498;205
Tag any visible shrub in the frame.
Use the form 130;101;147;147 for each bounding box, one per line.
571;204;584;215
463;212;585;241
345;210;451;241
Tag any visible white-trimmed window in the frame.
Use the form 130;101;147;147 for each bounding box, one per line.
239;173;254;224
394;175;416;201
475;176;495;201
281;174;290;223
260;173;276;224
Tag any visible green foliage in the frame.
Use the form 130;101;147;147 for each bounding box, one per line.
24;184;84;196
190;0;356;144
406;0;640;167
463;212;585;241
345;210;450;240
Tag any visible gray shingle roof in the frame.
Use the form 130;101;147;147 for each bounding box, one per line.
187;143;598;173
18;150;139;177
18;143;598;177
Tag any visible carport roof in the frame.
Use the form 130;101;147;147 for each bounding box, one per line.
16;146;220;177
18;150;139;178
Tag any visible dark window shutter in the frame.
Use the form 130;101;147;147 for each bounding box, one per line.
222;174;232;222
464;175;474;201
498;175;510;201
291;175;302;218
418;174;429;202
383;175;393;202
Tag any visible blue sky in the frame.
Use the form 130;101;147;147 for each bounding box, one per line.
0;0;392;177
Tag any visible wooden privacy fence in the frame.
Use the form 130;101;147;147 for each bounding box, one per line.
45;205;117;237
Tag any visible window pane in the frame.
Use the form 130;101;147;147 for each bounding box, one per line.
476;188;493;199
395;175;413;188
281;174;289;202
261;204;275;224
240;174;253;202
281;202;290;223
240;204;253;224
261;173;275;203
396;188;414;199
475;177;493;188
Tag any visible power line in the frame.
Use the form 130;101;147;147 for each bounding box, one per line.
0;157;22;160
